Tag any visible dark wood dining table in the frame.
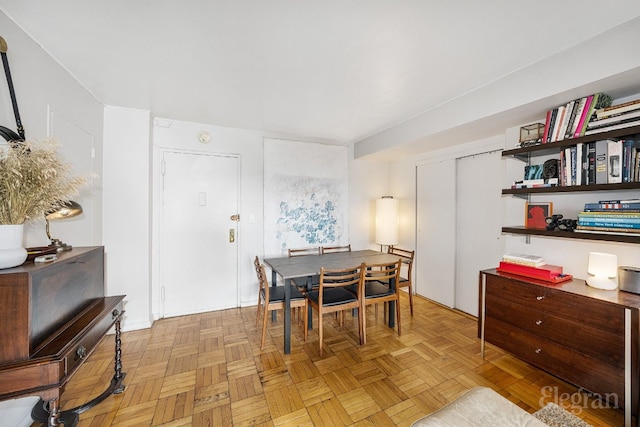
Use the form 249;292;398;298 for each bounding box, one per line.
263;249;402;354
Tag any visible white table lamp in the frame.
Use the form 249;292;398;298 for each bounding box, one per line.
586;252;618;290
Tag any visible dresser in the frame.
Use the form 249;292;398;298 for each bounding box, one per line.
0;247;125;426
479;269;640;426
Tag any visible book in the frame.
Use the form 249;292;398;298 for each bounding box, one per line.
607;139;622;183
598;198;640;204
587;109;640;129
596;98;640;119
576;225;640;233
587;142;596;185
568;96;587;138
578;219;640;226
595;139;609;184
584;202;640;210
563;99;579;140
573;94;594;138
541;110;552;144
501;253;546;267
551;106;566;142
575;227;640;236
547;108;558;143
584;118;640;135
580;211;640;218
558;100;575;141
623;138;635;182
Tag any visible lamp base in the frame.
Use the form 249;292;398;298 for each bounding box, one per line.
586;276;618;290
50;239;73;252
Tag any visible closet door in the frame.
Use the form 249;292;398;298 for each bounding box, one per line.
455;151;503;316
416;159;456;307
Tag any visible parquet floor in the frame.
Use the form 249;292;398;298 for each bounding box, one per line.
41;294;625;426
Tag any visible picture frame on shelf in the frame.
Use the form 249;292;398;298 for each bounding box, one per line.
525;202;553;229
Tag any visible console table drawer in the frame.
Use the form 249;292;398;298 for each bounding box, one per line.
486;274;624;334
485;316;624;400
485;295;624;368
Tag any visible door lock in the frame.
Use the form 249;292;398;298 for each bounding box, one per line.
230;214;240;222
229;229;235;243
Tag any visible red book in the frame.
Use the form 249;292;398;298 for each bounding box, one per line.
573;95;594;138
497;261;572;283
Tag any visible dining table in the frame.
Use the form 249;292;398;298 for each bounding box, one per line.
263;249;402;354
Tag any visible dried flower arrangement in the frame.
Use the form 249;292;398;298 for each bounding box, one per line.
0;139;86;225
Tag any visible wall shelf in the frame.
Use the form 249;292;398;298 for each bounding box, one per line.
502;226;640;244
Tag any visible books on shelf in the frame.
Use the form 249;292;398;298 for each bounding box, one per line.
576;225;640;234
501;253;546;267
595;98;640;120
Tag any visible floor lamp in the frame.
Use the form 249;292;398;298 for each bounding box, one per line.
375;196;399;252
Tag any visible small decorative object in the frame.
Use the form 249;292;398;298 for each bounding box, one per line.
542;159;559;179
525;202;552;229
0;139;86;268
586;252;618;290
545;214;577;231
519;123;544;146
524;164;544;180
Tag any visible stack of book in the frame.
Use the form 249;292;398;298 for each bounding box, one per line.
541;93;610;144
497;253;571;283
577;199;640;234
585;99;640;136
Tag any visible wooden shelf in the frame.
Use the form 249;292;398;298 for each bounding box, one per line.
503;182;640;196
503;124;640;160
502;226;640;244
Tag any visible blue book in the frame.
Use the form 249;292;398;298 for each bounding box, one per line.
577;221;640;229
584;203;640;210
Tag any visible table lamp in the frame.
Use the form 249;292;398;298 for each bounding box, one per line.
586;252;618;290
46;200;83;251
375;196;399;252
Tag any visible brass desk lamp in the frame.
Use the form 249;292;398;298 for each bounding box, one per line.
46;201;83;251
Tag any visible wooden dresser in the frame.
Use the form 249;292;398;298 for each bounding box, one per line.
0;246;125;426
479;269;640;426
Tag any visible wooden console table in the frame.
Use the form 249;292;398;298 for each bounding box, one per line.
479;269;640;427
0;246;126;427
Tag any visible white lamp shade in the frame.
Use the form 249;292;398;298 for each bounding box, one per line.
375;197;399;246
586;252;618;290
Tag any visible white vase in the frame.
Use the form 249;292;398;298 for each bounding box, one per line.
0;224;28;269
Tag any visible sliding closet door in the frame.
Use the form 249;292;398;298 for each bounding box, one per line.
455;151;503;316
416;159;456;307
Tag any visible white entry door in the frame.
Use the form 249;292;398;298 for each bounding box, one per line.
160;151;239;318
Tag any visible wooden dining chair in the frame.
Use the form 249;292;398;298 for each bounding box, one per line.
358;260;402;344
305;264;365;356
254;256;308;350
388;246;415;315
321;244;351;254
288;246;321;292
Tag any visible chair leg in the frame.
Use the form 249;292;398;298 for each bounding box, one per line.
260;306;269;351
408;284;414;316
256;295;262;327
361;304;367;345
396;298;402;336
318;310;324;357
303;304;308;343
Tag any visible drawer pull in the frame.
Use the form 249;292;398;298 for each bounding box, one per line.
536;296;544;301
76;345;87;359
535;348;542;354
535;320;542;325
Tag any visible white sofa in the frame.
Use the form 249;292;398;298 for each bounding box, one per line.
411;386;548;427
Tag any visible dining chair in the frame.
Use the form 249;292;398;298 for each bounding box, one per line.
254;256;308;350
305;264;365;356
321;244;351;254
288;246;321;292
358;260;402;344
388;246;415;315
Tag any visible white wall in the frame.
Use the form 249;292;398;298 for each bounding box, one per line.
103;106;153;330
0;12;104;248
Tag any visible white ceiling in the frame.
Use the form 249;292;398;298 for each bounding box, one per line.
2;1;640;157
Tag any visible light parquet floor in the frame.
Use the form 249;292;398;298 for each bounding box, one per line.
40;294;625;426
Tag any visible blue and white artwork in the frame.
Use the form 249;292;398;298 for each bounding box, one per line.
264;138;348;257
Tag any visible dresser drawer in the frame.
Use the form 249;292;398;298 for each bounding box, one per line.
486;294;624;368
486;274;624;335
485;316;624;401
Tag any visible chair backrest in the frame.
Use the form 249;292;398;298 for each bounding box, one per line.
288;247;320;257
318;263;365;304
364;260;402;292
254;256;269;299
388;246;415;279
321;244;351;254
